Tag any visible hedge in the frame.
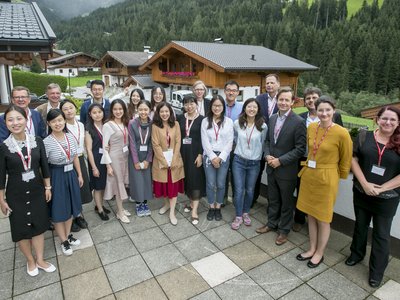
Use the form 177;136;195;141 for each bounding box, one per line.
12;70;67;95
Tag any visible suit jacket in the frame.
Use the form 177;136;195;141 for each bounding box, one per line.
80;98;110;125
0;109;46;143
203;98;211;116
264;111;306;180
256;93;279;124
298;111;343;126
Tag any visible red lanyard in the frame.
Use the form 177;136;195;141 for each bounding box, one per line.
374;130;387;166
94;125;103;143
312;123;332;159
115;122;127;144
185;113;197;137
246;124;255;149
11;135;31;171
213;122;221;141
166;129;171;148
52;133;71;162
69;120;81;146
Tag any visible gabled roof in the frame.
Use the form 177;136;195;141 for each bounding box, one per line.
47;52;98;64
131;74;159;88
0;2;56;53
101;51;150;67
140;41;318;72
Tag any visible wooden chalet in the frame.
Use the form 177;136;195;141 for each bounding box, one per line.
98;51;151;87
0;1;56;104
46;52;99;77
361;102;400;120
139;41;318;101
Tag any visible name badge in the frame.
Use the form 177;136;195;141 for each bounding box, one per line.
139;145;148;152
64;163;73;172
122;145;129;153
371;164;385;176
308;160;316;168
99;148;104;154
22;170;35;182
183;137;192;145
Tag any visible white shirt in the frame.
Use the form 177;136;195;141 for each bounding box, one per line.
234;120;267;160
66;119;85;155
201;117;233;162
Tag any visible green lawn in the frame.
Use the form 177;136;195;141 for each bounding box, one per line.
305;0;383;17
69;75;102;88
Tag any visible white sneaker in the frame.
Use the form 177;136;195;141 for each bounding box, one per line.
61;241;73;256
123;209;131;216
67;234;81;246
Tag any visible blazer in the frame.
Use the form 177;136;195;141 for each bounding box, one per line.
151;122;184;183
80;98;110;125
298;111;343;126
256;93;279;124
264;111;306;180
0;109;46;143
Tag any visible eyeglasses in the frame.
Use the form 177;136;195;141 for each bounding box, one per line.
379;117;398;123
194;88;204;92
225;89;239;93
13;96;29;100
91;88;103;92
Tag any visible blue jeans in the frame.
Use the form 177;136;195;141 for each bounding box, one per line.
203;155;230;205
232;155;260;216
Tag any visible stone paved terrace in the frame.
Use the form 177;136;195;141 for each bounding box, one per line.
1;196;399;300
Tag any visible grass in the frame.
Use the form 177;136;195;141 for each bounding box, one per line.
69;75;102;88
304;0;383;18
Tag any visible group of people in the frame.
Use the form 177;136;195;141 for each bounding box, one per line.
0;76;398;288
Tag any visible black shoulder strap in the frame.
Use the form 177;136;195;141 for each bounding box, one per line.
359;128;367;148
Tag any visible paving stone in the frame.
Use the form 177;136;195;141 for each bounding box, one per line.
0;217;10;234
247;259;302;299
0;270;13;300
13;257;59;296
333;259;376;292
150;210;172;226
250;209;267;224
0;232;13;251
15;237;56;268
120;214;158;234
0;248;14;274
250;232;295;257
223;240;271;272
365;296;380;300
13;282;63;300
104;255;153;292
203;225;246;250
340;244;372;268
190;289;221;300
156;264;209;300
174;233;219;262
326;230;352;252
276;248;328;281
236;217;263;239
58;246;101;279
386;257;400;282
115;278;167;300
191;252;243;287
279;283;325;300
195;211;227;232
98;295;116;300
142;243;188;276
130;227;170;252
286;230;309;246
307;269;369;300
214;273;272;299
160;217;200;242
62;267;112;300
147;198;165;211
90;220;126;244
219;204;237;223
82;210;116;228
43;229;54;240
96;236;137;265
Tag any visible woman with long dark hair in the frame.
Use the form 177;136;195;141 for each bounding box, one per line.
346;106;400;288
128;88;145;119
201;95;234;221
150;86;166;119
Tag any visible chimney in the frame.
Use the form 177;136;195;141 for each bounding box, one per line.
250;54;256;61
143;46;151;53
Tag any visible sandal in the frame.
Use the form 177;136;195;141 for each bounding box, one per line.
191;217;199;225
184;204;192;213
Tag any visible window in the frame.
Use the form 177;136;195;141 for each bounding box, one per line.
59;69;63;73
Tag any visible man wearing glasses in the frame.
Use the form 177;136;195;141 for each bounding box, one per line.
80;80;110;125
0;86;46;142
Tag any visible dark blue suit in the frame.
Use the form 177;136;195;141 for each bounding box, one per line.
0;109;46;143
256;93;279;124
80;98;110;125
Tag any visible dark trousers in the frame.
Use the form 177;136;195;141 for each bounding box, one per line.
224;151;235;202
294;158;307;224
349;204;394;281
253;158;266;202
266;173;297;235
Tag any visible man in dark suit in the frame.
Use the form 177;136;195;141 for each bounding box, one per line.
256;86;306;246
0;86;46;142
80;80;110;124
253;74;280;205
293;87;343;232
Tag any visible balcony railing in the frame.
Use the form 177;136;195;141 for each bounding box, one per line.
161;71;197;78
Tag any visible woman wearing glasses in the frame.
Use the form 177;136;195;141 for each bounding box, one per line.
192;80;210;117
346;106;400;288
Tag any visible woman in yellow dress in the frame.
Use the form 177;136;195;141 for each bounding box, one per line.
296;96;352;268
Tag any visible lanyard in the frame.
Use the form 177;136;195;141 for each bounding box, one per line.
69;120;81;146
213;122;221;141
52;133;71;162
11;135;31;171
94;124;103;143
185;113;197;137
115;122;127;144
374;130;387;166
245;124;255;149
138;124;149;145
268;101;276;117
312;122;333;159
166;128;170;148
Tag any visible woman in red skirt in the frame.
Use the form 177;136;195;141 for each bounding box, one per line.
152;103;184;225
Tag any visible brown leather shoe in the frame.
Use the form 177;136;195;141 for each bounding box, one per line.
292;223;303;232
275;234;288;246
256;225;274;234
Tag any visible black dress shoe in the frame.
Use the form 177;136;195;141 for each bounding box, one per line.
369;278;381;288
307;256;324;268
345;257;362;266
75;216;88;229
97;211;109;221
214;208;222;221
95;206;111;214
296;253;313;261
71;220;81;232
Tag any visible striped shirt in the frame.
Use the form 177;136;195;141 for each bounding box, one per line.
44;132;78;165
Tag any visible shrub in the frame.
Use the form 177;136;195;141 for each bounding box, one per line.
12;70;67;95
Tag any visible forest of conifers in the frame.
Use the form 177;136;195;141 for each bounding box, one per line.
50;0;399;116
